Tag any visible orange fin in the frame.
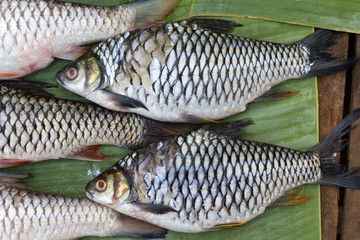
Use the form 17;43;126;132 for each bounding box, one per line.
68;145;114;161
211;222;247;230
0;159;32;168
255;89;300;102
55;46;90;60
272;189;311;206
0;71;20;78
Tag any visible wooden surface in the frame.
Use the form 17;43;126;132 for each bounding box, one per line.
319;33;360;240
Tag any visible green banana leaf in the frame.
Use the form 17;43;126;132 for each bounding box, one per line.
4;0;329;239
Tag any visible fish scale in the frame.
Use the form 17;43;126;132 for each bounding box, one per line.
59;18;353;123
0;0;133;77
0;183;167;239
115;129;321;232
0;82;149;163
0;0;181;79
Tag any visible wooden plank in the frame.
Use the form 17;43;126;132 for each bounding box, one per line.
341;34;360;240
318;33;349;240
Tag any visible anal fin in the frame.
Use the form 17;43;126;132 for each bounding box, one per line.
255;89;300;102
133;202;178;214
211;222;247;230
271;189;311;206
68;145;114;161
204;119;253;137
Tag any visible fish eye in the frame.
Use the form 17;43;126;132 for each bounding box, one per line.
96;179;107;192
66;67;78;80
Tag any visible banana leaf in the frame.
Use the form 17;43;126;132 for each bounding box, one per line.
4;0;325;239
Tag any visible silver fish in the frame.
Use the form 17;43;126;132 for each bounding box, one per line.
86;109;360;232
0;0;180;79
0;80;196;167
0;172;167;240
56;18;354;123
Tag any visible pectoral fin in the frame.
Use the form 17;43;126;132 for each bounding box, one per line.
0;71;20;78
68;145;114;161
133;202;178;214
102;90;148;110
55;46;90;60
0;172;31;189
255;89;300;102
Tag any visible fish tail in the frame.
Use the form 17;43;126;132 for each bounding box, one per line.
310;108;360;189
113;215;167;239
298;29;357;77
146;120;201;143
126;0;181;29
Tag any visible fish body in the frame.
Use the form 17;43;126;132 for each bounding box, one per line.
0;0;180;79
0;182;167;239
0;80;194;167
57;18;354;122
86;109;360;232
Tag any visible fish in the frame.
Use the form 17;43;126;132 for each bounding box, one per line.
0;172;167;239
0;0;180;79
86;108;360;233
0;80;197;167
56;18;356;123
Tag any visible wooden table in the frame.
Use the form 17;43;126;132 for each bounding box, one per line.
319;33;360;240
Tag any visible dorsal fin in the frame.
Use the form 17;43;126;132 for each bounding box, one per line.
187;18;243;33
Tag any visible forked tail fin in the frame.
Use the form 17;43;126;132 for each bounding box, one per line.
298;29;357;77
127;0;181;28
310;108;360;189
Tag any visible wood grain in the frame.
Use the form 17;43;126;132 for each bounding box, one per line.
318;33;349;240
341;34;360;240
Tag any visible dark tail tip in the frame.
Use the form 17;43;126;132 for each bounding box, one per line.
304;58;357;78
299;29;357;77
311;108;360;158
312;108;360;189
319;163;360;189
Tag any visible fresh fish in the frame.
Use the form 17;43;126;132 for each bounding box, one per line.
0;80;196;167
0;0;180;79
0;172;167;239
56;18;355;123
86;109;360;233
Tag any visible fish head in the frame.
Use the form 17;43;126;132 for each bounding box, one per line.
86;167;138;206
56;52;107;96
